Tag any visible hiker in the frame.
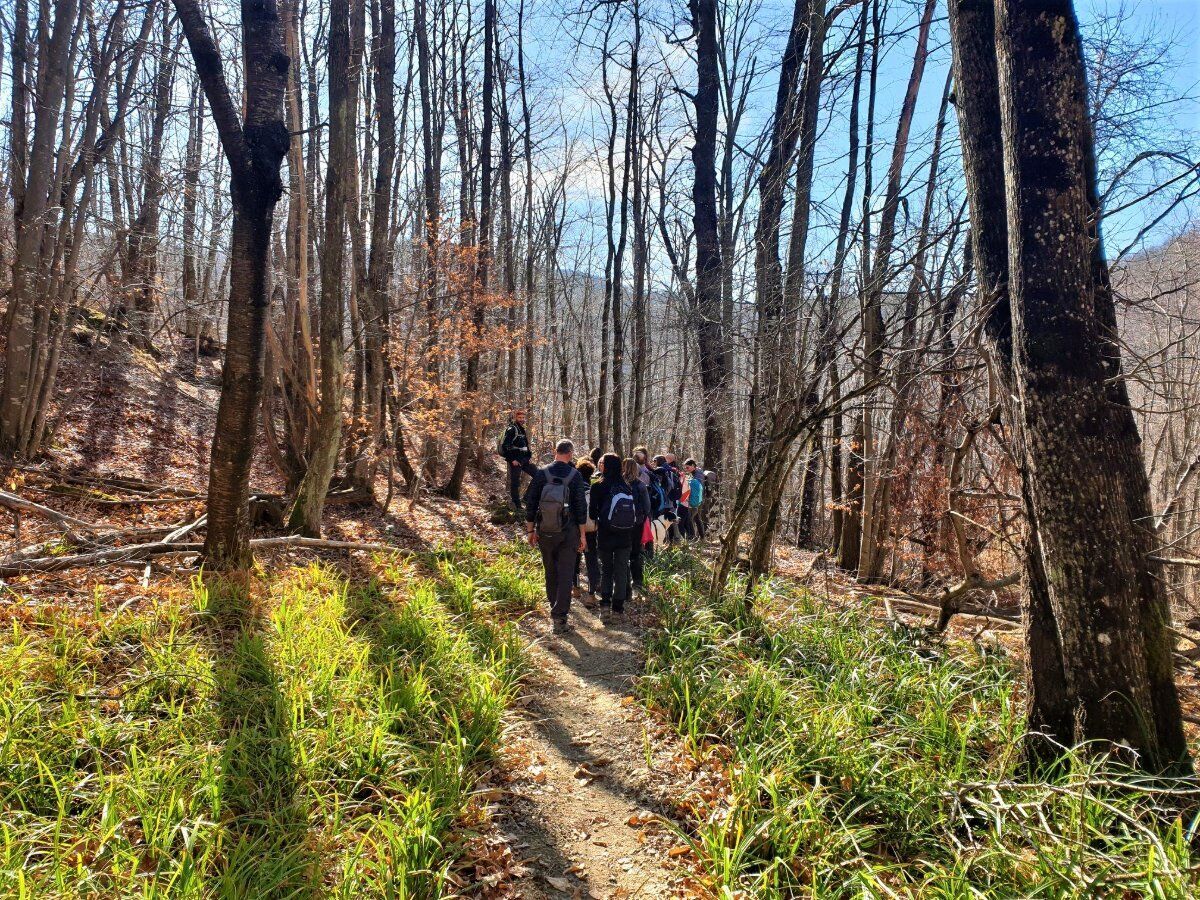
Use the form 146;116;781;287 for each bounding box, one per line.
622;457;651;596
678;462;694;540
573;457;601;607
632;446;652;487
647;456;676;554
659;452;683;544
524;439;588;634
499;409;536;510
589;453;646;620
683;458;704;540
589;446;603;467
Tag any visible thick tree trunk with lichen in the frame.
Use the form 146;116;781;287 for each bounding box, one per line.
994;0;1188;769
947;0;1072;761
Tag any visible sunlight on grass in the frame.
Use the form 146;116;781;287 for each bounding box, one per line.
0;537;536;898
641;549;1200;898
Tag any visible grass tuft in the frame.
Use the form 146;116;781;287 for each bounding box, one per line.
640;551;1200;898
0;543;537;897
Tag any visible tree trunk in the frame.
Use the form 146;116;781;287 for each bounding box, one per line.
691;0;731;500
288;0;362;534
175;0;290;569
995;0;1188;770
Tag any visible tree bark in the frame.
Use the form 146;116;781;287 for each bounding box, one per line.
690;0;731;499
288;0;362;534
175;0;290;569
947;0;1071;759
995;0;1188;769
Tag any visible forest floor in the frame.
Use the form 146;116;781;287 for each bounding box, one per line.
3;342;1200;897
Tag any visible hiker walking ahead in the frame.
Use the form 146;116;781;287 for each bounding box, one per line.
589;453;647;621
500;409;536;510
525;439;587;634
622;457;652;596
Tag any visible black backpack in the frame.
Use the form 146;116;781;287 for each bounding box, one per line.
536;467;578;535
602;484;638;531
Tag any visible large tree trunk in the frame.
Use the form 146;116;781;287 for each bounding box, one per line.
175;0;290;569
995;0;1188;769
288;0;362;534
691;0;731;500
947;0;1071;758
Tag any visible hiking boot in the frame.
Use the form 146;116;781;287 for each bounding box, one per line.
552;618;570;635
582;591;598;609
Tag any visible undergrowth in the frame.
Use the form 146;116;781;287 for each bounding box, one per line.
641;548;1200;898
0;536;539;898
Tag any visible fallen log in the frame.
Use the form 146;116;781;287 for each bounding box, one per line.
0;535;398;578
0;490;116;533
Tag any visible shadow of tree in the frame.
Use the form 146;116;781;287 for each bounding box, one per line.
202;582;321;899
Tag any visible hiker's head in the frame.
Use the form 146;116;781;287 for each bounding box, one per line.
590;447;603;465
665;452;676;466
554;438;574;462
576;458;596;480
621;458;639;483
600;452;623;481
633;446;649;465
684;458;697;473
651;454;667;469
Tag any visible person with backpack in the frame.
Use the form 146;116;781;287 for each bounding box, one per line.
622;457;652;596
678;463;694;540
684;458;705;540
654;454;682;544
524;439;588;634
573;457;601;608
500;409;536;510
588;453;646;620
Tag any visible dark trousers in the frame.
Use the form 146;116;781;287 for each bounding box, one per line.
678;506;694;540
628;529;644;595
538;526;579;621
509;459;537;507
597;532;631;612
693;506;706;539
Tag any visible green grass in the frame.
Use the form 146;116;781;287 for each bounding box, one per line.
0;537;537;898
640;548;1200;898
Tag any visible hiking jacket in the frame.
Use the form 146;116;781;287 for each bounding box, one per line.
688;474;704;508
524;461;587;526
500;421;532;463
589;477;650;538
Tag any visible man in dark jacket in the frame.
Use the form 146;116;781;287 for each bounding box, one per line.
500;409;537;510
525;439;588;634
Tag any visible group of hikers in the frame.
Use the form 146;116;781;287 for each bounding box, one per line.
498;409;708;635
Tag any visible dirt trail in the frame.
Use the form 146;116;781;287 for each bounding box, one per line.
494;602;686;898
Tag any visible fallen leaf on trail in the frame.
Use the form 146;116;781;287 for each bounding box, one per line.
626;810;654;827
591;756;613;767
545;876;573;892
620;696;635;706
668;845;691;858
565;864;586;875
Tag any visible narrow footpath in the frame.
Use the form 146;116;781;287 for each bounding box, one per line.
492;601;689;898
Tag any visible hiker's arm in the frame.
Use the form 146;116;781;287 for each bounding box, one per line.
524;471;543;524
